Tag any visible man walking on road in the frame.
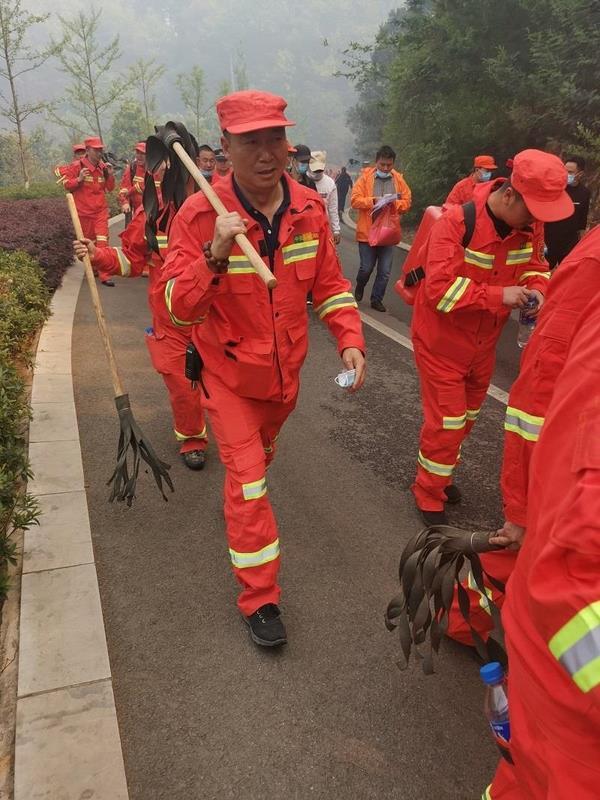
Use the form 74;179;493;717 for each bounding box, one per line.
335;166;353;215
158;90;366;648
409;149;572;526
351;145;412;312
308;150;340;244
544;155;590;268
62;136;116;286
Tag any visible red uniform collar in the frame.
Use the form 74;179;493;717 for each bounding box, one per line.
472;178;537;241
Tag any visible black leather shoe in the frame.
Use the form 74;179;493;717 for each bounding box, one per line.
419;508;448;526
181;450;206;470
354;284;365;302
101;279;115;287
444;484;462;504
371;299;386;312
244;603;287;647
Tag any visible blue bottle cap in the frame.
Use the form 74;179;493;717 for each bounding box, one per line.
480;661;504;685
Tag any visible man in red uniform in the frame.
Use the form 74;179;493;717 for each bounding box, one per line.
54;143;86;187
482;290;600;800
73;206;209;470
411;150;572;525
446;226;600;645
118;142;146;218
157;90;366;647
445;155;498;206
63;136;116;286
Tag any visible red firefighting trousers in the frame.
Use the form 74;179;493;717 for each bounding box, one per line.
484;652;600;799
446;550;516;645
145;329;207;454
80;210;112;282
412;340;494;511
202;371;296;616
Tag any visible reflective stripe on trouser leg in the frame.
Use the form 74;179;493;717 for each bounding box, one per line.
146;335;208;452
199;374;296;615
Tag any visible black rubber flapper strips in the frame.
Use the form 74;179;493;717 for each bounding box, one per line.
385;525;506;674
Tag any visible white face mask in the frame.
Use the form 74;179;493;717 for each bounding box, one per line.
308;169;324;181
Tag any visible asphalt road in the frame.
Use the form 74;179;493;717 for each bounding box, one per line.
71;218;512;800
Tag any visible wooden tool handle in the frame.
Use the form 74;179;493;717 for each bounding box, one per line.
172;141;277;290
66;193;124;396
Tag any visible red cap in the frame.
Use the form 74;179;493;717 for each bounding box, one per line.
84;136;104;150
287;141;297;154
72;143;85;153
135;142;146;153
473;154;497;169
216;90;295;134
511;149;573;222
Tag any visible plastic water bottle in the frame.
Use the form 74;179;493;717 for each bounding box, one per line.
480;662;513;764
517;296;538;348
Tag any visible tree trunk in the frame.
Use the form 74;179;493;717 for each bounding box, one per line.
0;12;30;188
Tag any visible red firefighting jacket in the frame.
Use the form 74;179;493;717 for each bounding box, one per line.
502;226;600;525
445;175;477;206
90;208;176;341
503;290;600;756
412;179;549;365
63;157;115;216
157;173;365;402
54;159;81;189
118;162;146;211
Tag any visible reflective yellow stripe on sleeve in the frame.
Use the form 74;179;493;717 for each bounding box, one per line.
164;278;206;327
115;248;131;277
229;538;279;569
481;786;493;800
504;406;544;442
549;601;600;693
436;276;471;312
466;407;481;422
315;292;357;319
518;270;551;282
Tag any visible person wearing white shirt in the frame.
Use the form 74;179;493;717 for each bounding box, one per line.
308;150;341;244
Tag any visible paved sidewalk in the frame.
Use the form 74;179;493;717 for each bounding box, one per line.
14;251;129;798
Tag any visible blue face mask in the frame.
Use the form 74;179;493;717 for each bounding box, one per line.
479;170;492;182
297;162;309;174
567;173;576;186
376;169;391;180
200;169;213;179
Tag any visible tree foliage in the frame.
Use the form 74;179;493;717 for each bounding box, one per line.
54;8;129;140
129;57;165;133
0;0;55;186
345;0;600;218
176;65;206;141
109;99;146;157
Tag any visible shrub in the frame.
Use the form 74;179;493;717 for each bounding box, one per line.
0;250;50;359
0;197;74;291
0;182;65;201
0;253;49;605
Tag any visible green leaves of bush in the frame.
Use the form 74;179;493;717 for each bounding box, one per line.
0;249;50;602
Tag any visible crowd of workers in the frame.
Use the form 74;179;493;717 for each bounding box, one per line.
55;88;598;799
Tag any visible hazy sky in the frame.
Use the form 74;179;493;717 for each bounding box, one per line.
22;0;401;160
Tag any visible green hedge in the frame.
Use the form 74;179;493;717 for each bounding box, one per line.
0;182;65;201
0;250;50;604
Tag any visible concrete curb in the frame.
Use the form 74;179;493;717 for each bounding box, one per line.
342;209;412;252
14;216;129;799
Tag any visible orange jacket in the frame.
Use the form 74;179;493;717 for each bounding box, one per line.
63;157;115;216
445;175;477;205
350;167;412;242
118;163;146;210
411;179;549;366
501;226;600;526
502;288;600;768
156;173;365;402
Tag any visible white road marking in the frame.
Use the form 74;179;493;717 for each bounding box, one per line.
359;311;510;406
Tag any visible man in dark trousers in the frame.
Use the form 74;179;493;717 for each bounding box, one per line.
545;155;590;268
335;166;353;215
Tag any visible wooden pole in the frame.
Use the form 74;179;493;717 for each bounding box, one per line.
66;193;124;396
171;141;277;290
